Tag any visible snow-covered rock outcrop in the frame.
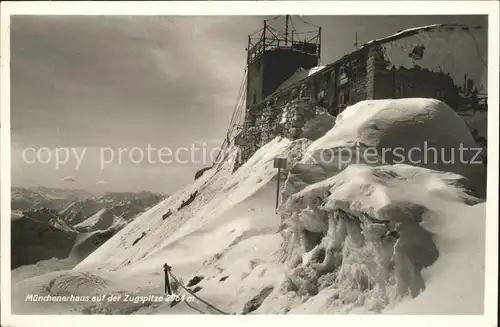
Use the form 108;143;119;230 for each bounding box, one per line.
285;98;486;200
299;107;336;141
270;164;481;314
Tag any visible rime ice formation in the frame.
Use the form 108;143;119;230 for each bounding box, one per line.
275;164;478;313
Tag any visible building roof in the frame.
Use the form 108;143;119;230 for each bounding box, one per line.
360;23;478;49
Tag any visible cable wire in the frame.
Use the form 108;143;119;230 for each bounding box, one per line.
214;61;248;164
297;16;321;29
465;29;488;69
168;270;229;315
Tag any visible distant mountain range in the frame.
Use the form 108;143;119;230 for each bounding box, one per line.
11;186;167;269
11;186;95;213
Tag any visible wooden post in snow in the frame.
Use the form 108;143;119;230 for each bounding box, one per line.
273;158;287;211
392;66;397;98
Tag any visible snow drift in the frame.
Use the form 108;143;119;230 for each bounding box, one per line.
269;164;483;314
296;98;486;199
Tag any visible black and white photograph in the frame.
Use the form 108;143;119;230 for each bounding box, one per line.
0;1;498;323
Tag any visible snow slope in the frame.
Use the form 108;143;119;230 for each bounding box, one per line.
12;138;299;314
10;99;488;316
73;208;128;232
385;201;485;314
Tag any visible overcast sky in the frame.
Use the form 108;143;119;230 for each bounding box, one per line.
9;15;487;194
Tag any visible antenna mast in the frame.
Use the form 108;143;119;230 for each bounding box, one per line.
285;15;289;45
285;15;293;45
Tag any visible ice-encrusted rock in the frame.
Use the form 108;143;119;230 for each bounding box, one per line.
278;163;479;311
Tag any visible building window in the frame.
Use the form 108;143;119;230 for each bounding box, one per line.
352;59;359;74
255;116;261;127
330;70;336;84
299;84;307;98
338;65;349;86
435;89;444;101
339;91;345;105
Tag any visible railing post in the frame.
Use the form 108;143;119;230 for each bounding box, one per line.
164;263;172;295
263;20;267;55
247;35;251;65
392;66;396;98
318;26;322;59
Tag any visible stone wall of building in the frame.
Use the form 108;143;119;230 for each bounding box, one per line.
247;58;265;107
277;98;317;141
234;98;327;170
235;125;261;168
348;52;369;104
365;47;378;100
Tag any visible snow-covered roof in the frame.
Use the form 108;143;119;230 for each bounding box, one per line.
308;66;326;76
360;23;478;49
261;23;481;104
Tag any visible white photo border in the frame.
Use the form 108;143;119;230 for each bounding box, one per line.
1;1;498;326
